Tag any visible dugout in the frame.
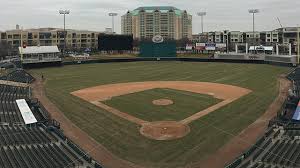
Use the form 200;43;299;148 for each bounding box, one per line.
139;41;176;58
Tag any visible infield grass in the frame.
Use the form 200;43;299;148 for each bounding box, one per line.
103;88;221;122
30;62;290;168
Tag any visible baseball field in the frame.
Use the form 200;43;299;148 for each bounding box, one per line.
30;61;290;168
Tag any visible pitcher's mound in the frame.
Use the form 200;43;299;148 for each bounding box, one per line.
152;99;174;106
140;121;190;140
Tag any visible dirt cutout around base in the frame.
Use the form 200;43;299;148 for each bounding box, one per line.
152;99;174;106
72;81;251;140
140;121;190;140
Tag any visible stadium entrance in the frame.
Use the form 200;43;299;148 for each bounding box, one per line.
139;35;176;58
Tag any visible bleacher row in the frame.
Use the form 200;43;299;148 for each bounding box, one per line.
0;125;57;146
0;84;29;125
225;68;300;168
6;69;35;84
0;142;88;168
0;70;103;167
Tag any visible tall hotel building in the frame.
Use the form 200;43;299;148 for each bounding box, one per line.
121;6;192;40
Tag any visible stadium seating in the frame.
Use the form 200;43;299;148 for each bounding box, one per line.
230;128;300;168
226;68;300;168
5;69;35;84
0;67;103;168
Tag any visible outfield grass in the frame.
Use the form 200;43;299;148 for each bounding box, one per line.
30;62;290;168
103;88;221;122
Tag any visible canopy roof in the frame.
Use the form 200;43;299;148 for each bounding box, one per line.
19;46;59;54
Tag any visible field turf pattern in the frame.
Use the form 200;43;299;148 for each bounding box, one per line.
30;62;290;168
103;88;221;122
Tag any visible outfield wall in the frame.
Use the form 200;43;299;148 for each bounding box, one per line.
23;56;296;69
61;57;293;67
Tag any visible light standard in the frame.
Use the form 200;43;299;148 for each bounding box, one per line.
197;12;207;34
248;9;259;53
108;13;118;34
297;26;300;64
59;9;70;56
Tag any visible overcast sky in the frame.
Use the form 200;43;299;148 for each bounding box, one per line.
0;0;299;33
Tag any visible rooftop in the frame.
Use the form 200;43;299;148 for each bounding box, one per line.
135;6;179;11
19;46;60;54
128;6;186;16
4;28;101;33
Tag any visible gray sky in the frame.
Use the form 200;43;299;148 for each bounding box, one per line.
0;0;299;33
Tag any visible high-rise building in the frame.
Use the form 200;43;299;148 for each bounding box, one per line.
121;6;192;40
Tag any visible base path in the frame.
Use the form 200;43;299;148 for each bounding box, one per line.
31;77;144;168
188;76;291;168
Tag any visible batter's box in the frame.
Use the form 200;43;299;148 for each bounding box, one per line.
71;81;251;140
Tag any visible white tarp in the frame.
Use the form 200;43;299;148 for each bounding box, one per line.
16;99;37;124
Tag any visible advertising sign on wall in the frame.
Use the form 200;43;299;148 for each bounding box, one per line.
216;43;227;49
205;43;216;50
186;44;194;50
196;43;206;50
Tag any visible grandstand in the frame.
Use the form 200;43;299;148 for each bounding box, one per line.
226;68;300;168
0;64;103;168
233;128;300;168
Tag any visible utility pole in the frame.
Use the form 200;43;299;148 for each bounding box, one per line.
59;10;70;57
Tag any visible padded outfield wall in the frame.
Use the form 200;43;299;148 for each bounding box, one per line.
139;41;176;57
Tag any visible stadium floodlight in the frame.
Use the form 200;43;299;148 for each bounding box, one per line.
197;12;207;33
108;13;118;34
297;26;300;64
248;9;259;53
59;9;70;57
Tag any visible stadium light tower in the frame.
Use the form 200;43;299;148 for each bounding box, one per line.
197;12;207;34
59;9;70;57
297;26;300;64
248;9;259;52
108;13;118;34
